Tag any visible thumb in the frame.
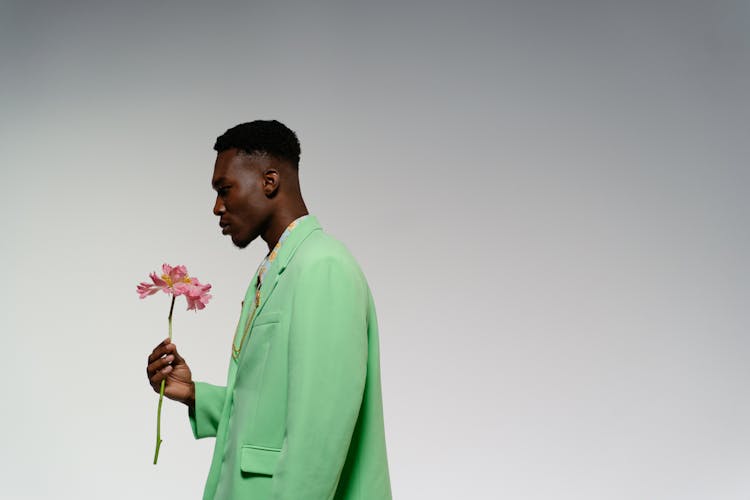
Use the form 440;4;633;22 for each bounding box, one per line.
171;344;187;364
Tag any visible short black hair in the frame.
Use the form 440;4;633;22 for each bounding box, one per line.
213;120;301;168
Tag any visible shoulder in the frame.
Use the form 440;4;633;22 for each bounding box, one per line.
295;230;360;271
287;229;367;288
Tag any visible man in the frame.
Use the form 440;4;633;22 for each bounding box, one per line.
146;120;392;499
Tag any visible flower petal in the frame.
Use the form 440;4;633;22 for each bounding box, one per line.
172;282;189;296
150;272;168;288
169;265;188;283
136;282;160;298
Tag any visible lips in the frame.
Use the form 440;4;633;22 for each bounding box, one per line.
219;221;231;235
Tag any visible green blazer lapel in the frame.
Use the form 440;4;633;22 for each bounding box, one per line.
227;266;261;372
234;215;322;363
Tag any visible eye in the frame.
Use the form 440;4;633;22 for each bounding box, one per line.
218;186;230;196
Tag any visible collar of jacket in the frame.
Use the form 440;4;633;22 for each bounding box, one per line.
240;214;321;346
264;214;321;283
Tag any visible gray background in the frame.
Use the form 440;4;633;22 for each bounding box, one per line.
1;1;748;498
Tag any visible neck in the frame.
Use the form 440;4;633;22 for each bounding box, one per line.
262;204;309;252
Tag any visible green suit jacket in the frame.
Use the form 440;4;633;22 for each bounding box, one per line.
189;216;392;499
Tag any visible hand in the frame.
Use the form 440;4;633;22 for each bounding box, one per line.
146;338;195;408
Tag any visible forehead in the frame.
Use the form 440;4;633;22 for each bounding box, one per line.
212;149;261;186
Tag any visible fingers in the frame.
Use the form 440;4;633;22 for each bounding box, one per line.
147;353;174;377
146;338;177;392
147;359;174;391
147;338;174;364
149;365;173;391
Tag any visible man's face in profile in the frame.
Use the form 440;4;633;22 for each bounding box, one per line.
212;149;274;249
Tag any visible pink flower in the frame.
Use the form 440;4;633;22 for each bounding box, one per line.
138;263;213;465
137;263;212;310
176;278;212;311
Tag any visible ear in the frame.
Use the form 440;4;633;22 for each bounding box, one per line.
261;168;280;197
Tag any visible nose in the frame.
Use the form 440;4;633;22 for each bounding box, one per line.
213;195;225;216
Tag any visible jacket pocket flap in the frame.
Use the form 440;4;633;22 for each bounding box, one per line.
240;444;281;476
253;311;281;327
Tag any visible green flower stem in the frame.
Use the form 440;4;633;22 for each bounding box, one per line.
153;295;176;465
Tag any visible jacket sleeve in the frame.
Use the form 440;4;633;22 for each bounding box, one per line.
271;256;368;499
188;381;227;439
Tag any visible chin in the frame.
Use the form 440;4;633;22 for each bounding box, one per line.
232;237;250;249
232;233;255;249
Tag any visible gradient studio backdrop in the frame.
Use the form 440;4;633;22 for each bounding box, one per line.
1;1;749;499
